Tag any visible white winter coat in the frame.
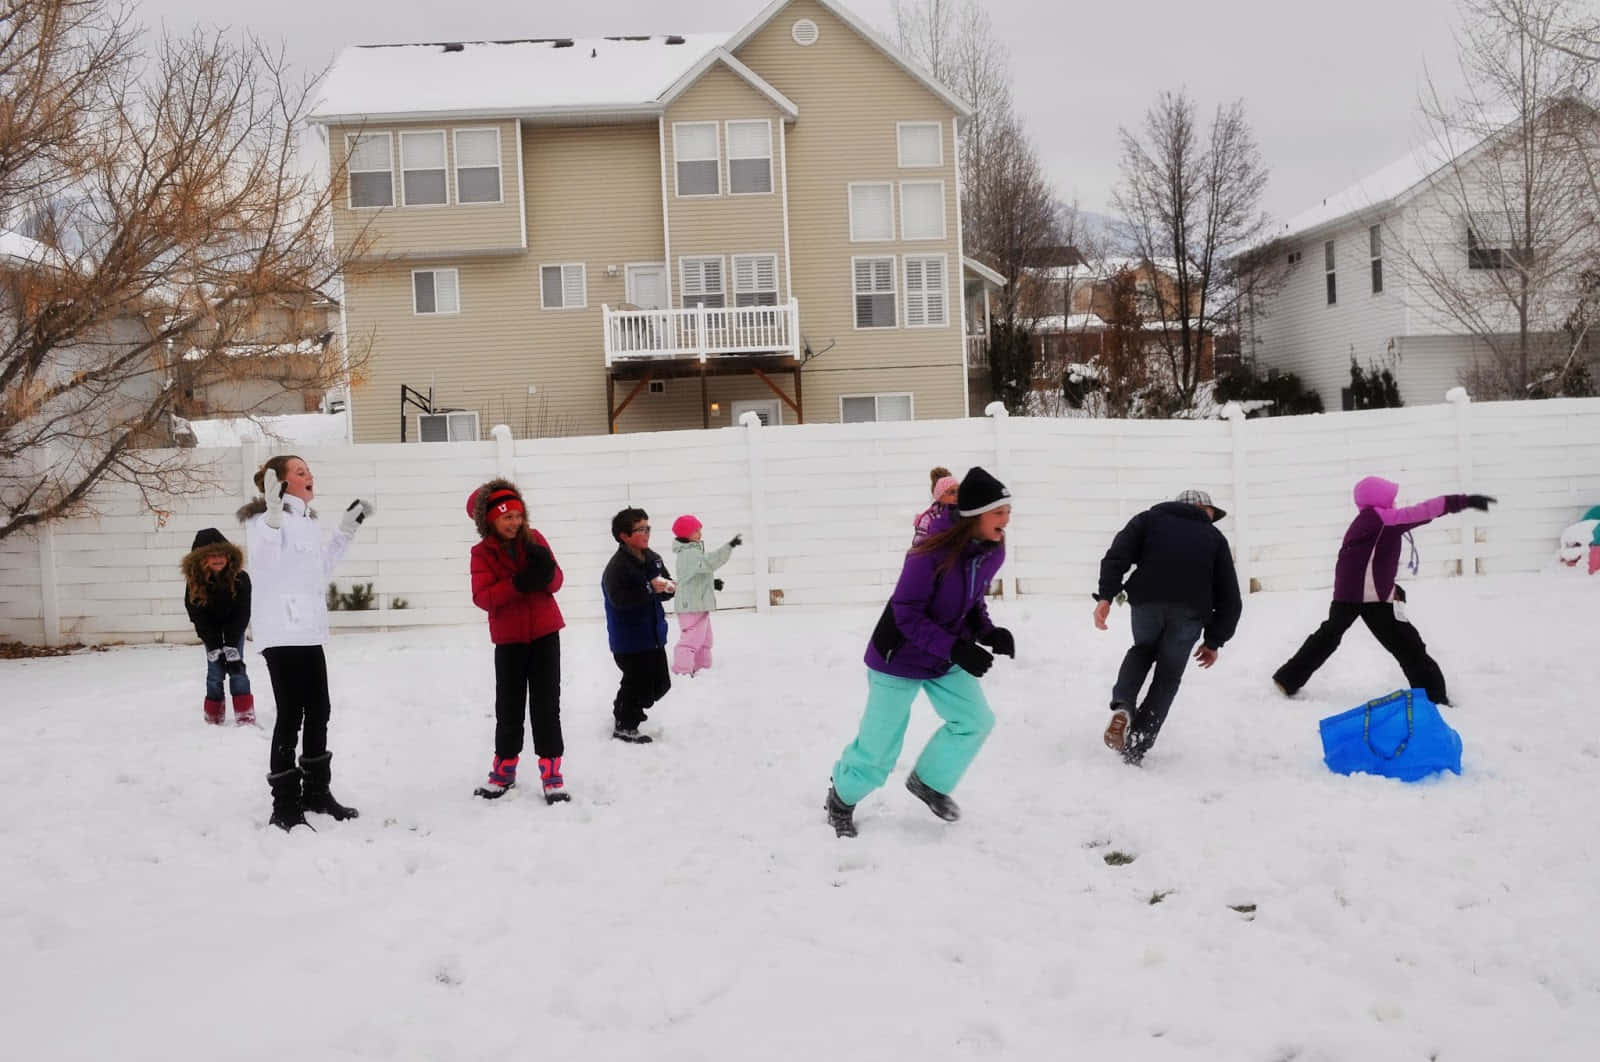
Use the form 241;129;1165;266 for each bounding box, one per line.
244;494;354;649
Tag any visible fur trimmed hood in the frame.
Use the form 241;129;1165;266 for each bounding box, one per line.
180;531;244;601
468;477;528;541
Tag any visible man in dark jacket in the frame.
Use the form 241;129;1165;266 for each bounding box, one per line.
1093;489;1243;765
602;507;676;744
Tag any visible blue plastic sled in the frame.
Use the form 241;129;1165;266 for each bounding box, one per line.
1318;688;1462;782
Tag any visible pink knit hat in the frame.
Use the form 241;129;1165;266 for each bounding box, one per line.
672;514;702;539
931;475;960;500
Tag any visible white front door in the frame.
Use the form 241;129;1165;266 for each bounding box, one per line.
730;398;782;426
626;264;668;309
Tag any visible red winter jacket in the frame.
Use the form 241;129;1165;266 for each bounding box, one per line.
470;530;566;644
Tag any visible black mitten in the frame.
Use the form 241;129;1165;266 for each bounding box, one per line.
512;545;555;593
950;640;994;677
1464;494;1497;511
977;626;1015;658
713;578;724;591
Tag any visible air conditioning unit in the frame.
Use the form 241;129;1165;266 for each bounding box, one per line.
416;410;480;442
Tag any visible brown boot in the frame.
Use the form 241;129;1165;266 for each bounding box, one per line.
1103;705;1131;752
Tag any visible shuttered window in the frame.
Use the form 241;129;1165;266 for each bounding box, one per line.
732;254;779;306
680;256;726;308
853;256;896;328
904;255;947;327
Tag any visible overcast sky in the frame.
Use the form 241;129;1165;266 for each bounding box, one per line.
133;0;1473;226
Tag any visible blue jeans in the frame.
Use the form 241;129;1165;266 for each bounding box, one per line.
204;639;252;701
1111;603;1204;757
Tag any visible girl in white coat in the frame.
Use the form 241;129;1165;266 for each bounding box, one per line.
239;454;373;831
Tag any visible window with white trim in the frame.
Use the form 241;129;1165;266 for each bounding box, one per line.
903;255;947;327
674;122;719;197
853;256;896;328
849;182;894;241
346;133;393;208
726;120;773;195
732;254;779;306
540;264;586;310
680;256;725;308
454;128;501;204
899;180;946;240
418;410;479;442
1370;225;1383;294
897;122;942;167
400;131;447;206
1324;239;1337;305
841;393;913;422
412;269;459;315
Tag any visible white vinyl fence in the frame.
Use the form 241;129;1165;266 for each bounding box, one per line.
2;393;1597;646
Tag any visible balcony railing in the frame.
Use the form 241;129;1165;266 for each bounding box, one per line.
603;299;800;366
966;333;990;370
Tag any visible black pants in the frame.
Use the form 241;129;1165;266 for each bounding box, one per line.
494;632;563;760
613;649;671;727
1274;601;1448;705
262;645;331;773
1111;603;1206;757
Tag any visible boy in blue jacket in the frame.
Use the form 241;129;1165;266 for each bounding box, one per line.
602;507;676;743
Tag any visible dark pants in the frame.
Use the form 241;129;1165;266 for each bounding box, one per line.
613;649;671;728
1274;601;1448;704
204;637;251;701
494;632;563;760
262;645;331;773
1112;603;1206;757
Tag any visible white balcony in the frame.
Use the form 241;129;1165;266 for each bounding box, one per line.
603;299;800;366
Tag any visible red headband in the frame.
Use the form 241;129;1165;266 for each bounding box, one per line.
487;490;524;518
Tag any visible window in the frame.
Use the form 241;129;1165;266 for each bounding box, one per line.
417;410;480;442
1324;239;1337;305
412;269;459;315
849;182;894;241
899;181;946;240
454;128;501;204
346;133;393;208
648;380;667;395
1287;249;1302;266
897;122;943;167
841;393;913;422
400;131;447;206
540;263;586;309
1467;214;1512;270
903;255;947;327
680;256;725;308
1370;225;1383;294
727;120;773;195
853;256;896;328
674;122;719;197
732;254;779;306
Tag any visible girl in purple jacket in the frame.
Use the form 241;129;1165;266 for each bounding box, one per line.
1272;475;1494;705
826;467;1015;838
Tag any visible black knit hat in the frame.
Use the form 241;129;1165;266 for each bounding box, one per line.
190;527;228;551
956;466;1012;517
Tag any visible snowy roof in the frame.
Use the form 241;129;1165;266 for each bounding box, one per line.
1031;313;1108;333
1276;138;1462;242
0;227;66;271
180;338;331;362
178;411;350;448
311;35;726;123
963;257;1006;287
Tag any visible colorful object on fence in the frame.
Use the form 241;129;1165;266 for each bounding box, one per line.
1318;688;1462;782
1556;505;1600;574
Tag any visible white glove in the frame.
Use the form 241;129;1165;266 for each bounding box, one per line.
222;647;241;663
262;467;285;529
339;499;375;535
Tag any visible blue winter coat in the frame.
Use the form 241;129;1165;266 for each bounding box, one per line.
864;536;1006;680
602;545;673;653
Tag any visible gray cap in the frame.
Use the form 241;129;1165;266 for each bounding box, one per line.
1175;488;1226;523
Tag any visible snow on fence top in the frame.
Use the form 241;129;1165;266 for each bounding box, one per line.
2;397;1597;646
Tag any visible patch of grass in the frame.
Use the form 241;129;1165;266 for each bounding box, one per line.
1103;850;1136;866
1148;889;1173;905
0;641;110;658
1229;903;1257;914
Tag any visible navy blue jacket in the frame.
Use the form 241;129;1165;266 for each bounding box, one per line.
602;545;674;653
1096;501;1243;648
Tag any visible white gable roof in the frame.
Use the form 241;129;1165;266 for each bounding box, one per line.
311;35;725;123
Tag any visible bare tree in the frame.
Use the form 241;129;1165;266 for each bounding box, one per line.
0;2;371;542
1114;91;1273;411
1402;0;1600;397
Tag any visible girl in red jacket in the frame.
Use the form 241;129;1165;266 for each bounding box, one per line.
467;479;569;803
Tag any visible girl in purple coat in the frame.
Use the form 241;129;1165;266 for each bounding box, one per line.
1272;475;1494;705
826;467;1015;838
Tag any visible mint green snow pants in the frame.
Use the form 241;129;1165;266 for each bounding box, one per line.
831;666;996;807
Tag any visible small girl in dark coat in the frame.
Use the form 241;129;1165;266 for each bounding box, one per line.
468;479;568;802
180;528;254;725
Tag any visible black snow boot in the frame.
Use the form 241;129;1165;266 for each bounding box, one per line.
299;751;360;821
825;785;858;838
905;772;960;822
267;767;311;832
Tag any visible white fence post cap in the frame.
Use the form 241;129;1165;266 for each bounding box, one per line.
739;410;764;428
1445;387;1471;404
490;424;513;442
1221;401;1246;421
984;401;1009;418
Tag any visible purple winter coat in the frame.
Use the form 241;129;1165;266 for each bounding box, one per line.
1332;476;1467;603
865;535;1007;680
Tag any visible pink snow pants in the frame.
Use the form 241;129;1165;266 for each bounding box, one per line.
672;611;714;675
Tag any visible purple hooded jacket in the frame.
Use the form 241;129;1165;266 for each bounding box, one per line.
1333;476;1467;603
865;533;1007;680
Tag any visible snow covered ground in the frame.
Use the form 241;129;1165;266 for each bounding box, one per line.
3;573;1597;1061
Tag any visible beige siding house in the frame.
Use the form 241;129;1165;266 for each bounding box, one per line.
313;0;994;443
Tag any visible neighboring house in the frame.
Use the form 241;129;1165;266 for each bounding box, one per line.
1239;104;1600;408
312;0;991;441
172;291;343;420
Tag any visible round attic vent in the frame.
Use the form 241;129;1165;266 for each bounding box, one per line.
791;19;819;46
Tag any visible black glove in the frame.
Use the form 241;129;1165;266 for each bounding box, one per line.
1464;494;1496;511
713;578;724;591
729;534;743;548
512;545;556;593
977;626;1015;658
950;639;994;678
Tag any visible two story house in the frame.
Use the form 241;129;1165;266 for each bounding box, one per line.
313;0;997;441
